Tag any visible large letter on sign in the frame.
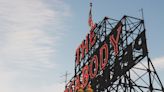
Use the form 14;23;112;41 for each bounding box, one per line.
89;24;97;49
69;81;74;92
134;30;148;59
75;46;81;65
75;75;81;91
81;34;89;59
99;42;109;70
89;55;98;79
122;43;133;71
110;22;123;56
82;65;89;88
64;88;69;92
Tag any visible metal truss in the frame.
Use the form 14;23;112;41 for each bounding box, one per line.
105;56;164;92
65;15;164;92
92;15;164;92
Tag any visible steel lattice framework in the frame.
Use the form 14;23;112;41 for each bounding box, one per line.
65;15;164;92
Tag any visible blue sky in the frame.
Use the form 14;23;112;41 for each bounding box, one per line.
0;0;163;92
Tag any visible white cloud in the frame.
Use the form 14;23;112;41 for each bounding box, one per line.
0;0;56;70
0;0;71;92
0;68;65;92
151;56;164;70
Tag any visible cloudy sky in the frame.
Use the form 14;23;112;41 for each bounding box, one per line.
0;0;163;92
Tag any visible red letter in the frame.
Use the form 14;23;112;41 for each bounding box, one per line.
110;23;122;56
64;88;69;92
82;65;89;88
99;42;108;70
75;75;81;91
89;24;97;48
81;34;89;59
89;55;98;79
75;46;81;65
69;81;74;92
